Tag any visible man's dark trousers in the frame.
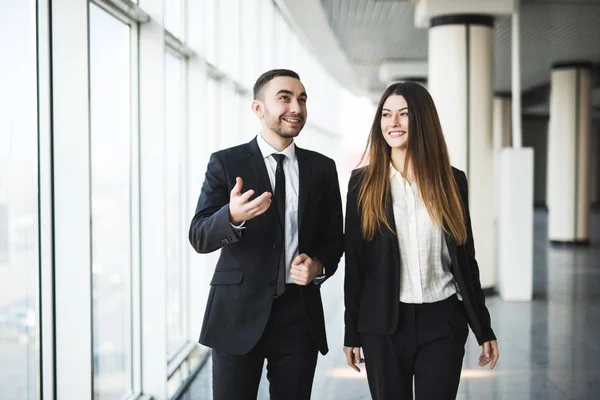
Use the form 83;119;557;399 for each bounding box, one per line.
212;285;317;400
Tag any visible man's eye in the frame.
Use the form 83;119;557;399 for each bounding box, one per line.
280;95;289;100
299;98;307;104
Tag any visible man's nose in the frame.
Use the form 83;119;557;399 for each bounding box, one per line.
289;99;302;113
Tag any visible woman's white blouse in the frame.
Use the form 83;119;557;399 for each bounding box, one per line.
390;166;459;304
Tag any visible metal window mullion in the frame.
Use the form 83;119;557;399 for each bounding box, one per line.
165;30;196;58
129;16;143;398
90;0;150;25
37;0;56;398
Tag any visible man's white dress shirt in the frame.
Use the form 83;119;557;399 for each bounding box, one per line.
256;134;300;284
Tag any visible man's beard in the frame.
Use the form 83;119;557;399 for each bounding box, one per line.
266;113;304;138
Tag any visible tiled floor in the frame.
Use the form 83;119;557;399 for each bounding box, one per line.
181;209;600;399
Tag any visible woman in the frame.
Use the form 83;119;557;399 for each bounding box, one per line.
343;82;499;400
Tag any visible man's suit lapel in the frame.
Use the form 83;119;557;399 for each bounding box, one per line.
296;146;310;231
247;137;272;194
247;138;284;229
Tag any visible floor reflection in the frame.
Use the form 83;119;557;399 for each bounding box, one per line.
183;209;600;400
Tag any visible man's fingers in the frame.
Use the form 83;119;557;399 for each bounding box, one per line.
245;192;271;210
231;177;243;196
292;253;309;266
250;200;272;217
290;270;309;285
290;267;309;279
239;189;255;202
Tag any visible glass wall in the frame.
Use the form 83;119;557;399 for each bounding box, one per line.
89;3;133;399
0;1;370;398
165;50;187;359
0;1;39;399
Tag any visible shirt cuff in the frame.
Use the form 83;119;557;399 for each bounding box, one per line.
230;221;246;230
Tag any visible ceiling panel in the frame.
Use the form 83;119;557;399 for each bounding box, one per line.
321;0;600;97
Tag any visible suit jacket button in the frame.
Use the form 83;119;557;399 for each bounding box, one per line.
268;280;275;287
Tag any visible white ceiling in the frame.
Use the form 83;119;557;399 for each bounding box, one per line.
318;0;600;97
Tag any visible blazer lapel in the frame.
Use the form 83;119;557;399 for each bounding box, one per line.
296;146;310;231
247;137;272;196
386;199;401;267
444;230;459;273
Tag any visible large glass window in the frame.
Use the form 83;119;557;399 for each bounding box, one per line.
240;0;259;88
89;4;133;399
165;50;187;359
205;0;219;65
164;0;184;39
220;0;240;79
259;0;276;72
0;1;39;399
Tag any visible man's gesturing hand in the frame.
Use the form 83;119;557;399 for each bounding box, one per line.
290;254;323;286
229;177;272;225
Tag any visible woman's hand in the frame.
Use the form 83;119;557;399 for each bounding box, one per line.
479;340;499;369
343;346;364;372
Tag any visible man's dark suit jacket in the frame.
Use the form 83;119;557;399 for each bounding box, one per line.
344;167;496;347
189;137;344;356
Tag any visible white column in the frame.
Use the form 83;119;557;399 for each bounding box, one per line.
429;15;495;289
50;1;93;398
547;63;592;244
498;2;534;301
498;148;534;301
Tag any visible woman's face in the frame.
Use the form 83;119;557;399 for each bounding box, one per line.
380;94;409;149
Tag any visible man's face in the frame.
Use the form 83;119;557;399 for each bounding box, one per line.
255;76;308;138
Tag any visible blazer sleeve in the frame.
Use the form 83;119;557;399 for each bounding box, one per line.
311;159;344;283
343;172;366;347
458;170;496;344
189;152;244;254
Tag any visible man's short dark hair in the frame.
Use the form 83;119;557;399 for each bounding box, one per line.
253;69;301;100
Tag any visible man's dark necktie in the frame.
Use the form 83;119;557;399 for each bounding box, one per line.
272;154;286;297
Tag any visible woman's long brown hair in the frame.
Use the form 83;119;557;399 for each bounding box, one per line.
357;82;467;244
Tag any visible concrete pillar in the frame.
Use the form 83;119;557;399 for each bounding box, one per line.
547;62;592;244
428;14;495;289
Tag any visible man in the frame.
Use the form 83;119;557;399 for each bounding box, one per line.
189;69;344;400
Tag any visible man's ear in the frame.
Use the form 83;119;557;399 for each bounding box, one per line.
251;100;264;118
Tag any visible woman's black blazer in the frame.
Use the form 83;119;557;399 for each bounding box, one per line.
344;167;496;347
